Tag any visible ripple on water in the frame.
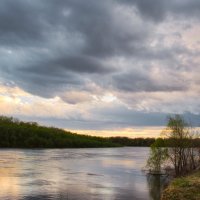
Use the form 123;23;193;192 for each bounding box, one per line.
0;148;160;200
28;179;55;186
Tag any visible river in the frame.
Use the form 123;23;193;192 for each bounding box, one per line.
0;147;168;200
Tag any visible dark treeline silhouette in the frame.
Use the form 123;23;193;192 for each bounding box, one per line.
0;116;158;148
109;137;155;147
4;115;198;149
0;116;120;148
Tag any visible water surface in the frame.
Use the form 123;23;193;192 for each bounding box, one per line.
0;147;166;200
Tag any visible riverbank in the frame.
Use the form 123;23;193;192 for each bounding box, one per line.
161;170;200;200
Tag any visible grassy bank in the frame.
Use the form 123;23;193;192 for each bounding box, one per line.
162;170;200;200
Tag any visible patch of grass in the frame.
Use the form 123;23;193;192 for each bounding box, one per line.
162;171;200;200
172;178;191;187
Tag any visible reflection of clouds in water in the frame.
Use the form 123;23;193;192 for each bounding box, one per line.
134;181;149;193
0;167;20;199
113;188;149;200
102;159;136;168
0;148;159;200
0;151;26;199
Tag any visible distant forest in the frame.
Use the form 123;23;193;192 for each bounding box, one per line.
0;116;156;148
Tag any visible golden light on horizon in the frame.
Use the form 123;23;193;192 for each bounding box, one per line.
68;127;163;138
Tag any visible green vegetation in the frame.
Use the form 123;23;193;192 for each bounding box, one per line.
0;116;120;148
162;171;200;200
108;137;155;147
147;115;200;176
147;138;168;172
146;115;200;200
0;116;156;148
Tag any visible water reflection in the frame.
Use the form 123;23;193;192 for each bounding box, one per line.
147;174;169;200
0;148;166;200
0;168;20;199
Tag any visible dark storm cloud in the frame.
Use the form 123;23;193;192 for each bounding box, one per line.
117;0;167;22
1;0;200;128
0;0;146;100
44;55;114;74
0;0;48;46
0;0;150;51
0;0;152;98
13;69;83;98
24;109;200;130
112;71;187;92
169;0;200;18
83;106;200;129
118;0;200;22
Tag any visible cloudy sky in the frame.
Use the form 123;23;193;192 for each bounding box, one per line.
0;0;200;137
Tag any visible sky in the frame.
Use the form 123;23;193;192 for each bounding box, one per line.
0;0;200;137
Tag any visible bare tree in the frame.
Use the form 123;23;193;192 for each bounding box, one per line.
147;115;200;177
163;115;199;176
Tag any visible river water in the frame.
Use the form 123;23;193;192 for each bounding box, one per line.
0;147;167;200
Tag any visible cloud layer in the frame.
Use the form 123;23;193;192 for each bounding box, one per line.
0;0;200;134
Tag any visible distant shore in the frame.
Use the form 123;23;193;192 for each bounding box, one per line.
0;116;155;148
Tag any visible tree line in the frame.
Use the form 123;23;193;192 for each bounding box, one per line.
0;116;120;148
0;116;156;148
109;137;155;147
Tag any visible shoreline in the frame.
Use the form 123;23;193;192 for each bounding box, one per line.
161;170;200;200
